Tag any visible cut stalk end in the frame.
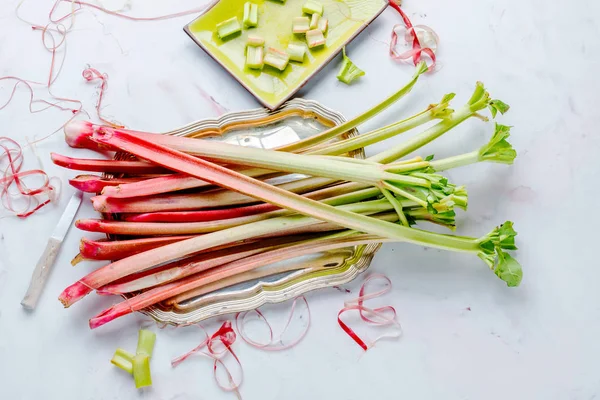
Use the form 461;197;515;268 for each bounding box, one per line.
59;282;93;308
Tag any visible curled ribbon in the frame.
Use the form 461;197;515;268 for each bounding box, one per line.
171;321;243;397
388;1;439;72
0;137;58;218
337;274;402;351
235;296;311;351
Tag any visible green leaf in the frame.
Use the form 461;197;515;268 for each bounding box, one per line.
497;221;518;250
337;47;365;85
488;99;510;118
425;154;435;161
450;188;468;210
409;172;448;190
468;82;486;105
405;214;418;226
481;220;518;252
494;250;523;287
441;93;456;104
431;93;456;119
477;220;519;274
479;123;517;164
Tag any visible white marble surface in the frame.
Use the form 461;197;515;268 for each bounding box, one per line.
1;0;599;399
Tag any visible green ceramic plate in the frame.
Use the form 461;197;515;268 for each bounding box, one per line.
184;0;387;109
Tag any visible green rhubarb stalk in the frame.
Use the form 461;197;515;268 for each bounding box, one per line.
243;2;258;28
136;330;156;358
99;207;460;294
216;17;241;39
99;129;436;188
372;123;517;174
337;47;365;85
380;186;409;226
287;43;306;62
264;47;290;70
310;13;320;30
133;355;152;389
318;17;328;33
247;35;264;46
312;156;379;165
111;348;134;374
276;61;429;152
370;84;506;164
88;221;521;329
306;29;326;48
308;94;454;156
246;45;264;69
292;16;310;33
303;0;323;15
429;123;517;171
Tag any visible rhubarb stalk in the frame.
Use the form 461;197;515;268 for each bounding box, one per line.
275;61;428;152
89;221;520;328
77;236;194;261
69;175;145;193
50;153;168;174
92;176;339;213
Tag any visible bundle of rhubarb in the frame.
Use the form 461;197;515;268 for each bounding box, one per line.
53;62;521;329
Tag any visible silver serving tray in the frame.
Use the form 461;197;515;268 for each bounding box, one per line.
110;99;381;325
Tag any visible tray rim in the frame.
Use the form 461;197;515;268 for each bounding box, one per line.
183;0;388;110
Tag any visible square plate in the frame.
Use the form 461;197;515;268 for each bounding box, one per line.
184;0;387;109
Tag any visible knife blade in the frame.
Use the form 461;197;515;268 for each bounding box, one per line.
21;190;83;310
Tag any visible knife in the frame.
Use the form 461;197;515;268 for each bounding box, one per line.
21;190;83;310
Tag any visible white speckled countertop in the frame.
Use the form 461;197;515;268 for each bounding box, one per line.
1;0;599;399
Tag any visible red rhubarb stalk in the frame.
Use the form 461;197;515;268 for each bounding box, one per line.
59;198;394;307
122;182;373;222
69;175;145;193
102;169;279;198
102;173;210;197
165;261;314;306
94;235;323;291
93;176;337;213
78;236;194;261
89;233;388;328
78;232;324;262
123;203;278;223
257;212;398;238
75;210;288;235
76;207;397;237
51;153;168;174
97;246;267;294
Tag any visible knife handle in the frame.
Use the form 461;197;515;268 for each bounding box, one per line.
21;237;62;310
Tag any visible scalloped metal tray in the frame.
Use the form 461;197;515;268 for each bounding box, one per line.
110;99;381;325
